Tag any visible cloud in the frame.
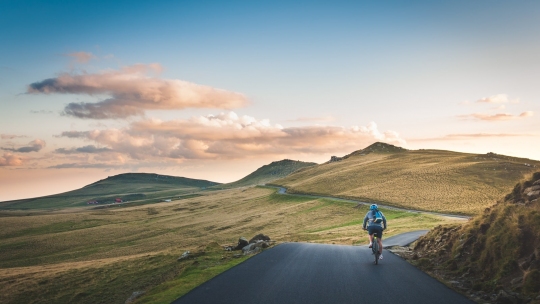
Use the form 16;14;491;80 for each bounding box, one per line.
65;52;96;63
409;133;533;142
285;116;336;123
57;112;406;161
27;64;248;119
48;163;121;169
55;145;113;154
0;153;23;166
1;134;27;140
476;94;519;104
1;139;46;153
458;111;534;121
30;110;54;114
520;111;534;117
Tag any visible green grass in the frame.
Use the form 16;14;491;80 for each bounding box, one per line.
136;243;250;303
1;219;107;239
0;253;186;304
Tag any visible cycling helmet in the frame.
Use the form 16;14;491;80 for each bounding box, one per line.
370;204;378;210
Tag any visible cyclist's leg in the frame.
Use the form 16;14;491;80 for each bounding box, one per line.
367;226;375;247
377;227;383;254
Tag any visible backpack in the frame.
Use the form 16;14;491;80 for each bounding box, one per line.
372;210;383;224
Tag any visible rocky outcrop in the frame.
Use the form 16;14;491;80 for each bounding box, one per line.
242;240;270;255
231;237;249;251
225;234;272;254
329;156;343;163
249;233;270;244
505;172;540;204
125;291;145;304
177;251;190;261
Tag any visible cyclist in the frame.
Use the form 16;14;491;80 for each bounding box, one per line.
362;204;387;260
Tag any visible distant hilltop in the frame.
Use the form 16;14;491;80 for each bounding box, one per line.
85;172;220;188
215;159;317;189
0;172;220;209
329;142;406;163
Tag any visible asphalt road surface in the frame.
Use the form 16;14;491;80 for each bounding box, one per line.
172;232;473;304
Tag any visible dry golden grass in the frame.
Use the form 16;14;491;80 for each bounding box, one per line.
0;186;462;303
272;149;540;215
409;172;540;302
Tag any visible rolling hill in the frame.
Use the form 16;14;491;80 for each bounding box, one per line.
213;159;317;189
270;142;540;215
0;173;220;210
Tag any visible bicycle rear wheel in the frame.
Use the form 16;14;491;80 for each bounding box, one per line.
373;238;380;265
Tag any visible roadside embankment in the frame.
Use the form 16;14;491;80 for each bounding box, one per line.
402;172;540;304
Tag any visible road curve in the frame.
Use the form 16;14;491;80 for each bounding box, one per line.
274;186;471;220
172;233;472;304
382;230;429;247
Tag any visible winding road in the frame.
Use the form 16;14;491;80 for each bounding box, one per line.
172;232;473;304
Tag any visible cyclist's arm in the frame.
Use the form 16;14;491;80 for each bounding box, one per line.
362;213;368;229
381;212;387;229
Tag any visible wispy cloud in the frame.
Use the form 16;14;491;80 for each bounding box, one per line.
1;139;46;153
55;145;113;154
57;112;405;161
458;111;534;121
1;134;28;140
65;51;96;63
0;153;24;166
48;162;122;169
476;94;519;104
27;64;249;119
409;133;533;142
285;116;336;123
30;110;54;114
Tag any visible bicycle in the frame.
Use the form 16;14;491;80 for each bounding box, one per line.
364;227;383;264
372;235;381;265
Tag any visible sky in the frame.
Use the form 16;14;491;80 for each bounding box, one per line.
1;0;539;201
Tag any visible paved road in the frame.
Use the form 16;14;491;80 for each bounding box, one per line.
172;232;472;304
275;186;471;220
382;230;428;247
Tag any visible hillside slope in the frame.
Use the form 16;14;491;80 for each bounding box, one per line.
0;173;220;210
411;172;540;303
214;159;317;189
271;142;540;215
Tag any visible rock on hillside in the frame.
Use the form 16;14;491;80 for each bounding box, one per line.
409;172;540;303
348;141;406;156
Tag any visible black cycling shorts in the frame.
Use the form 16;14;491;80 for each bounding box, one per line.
368;226;383;239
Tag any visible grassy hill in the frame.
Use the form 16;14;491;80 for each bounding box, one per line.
271;142;540;215
410;171;540;303
0;173;220;210
213;159;317;189
0;186;462;304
